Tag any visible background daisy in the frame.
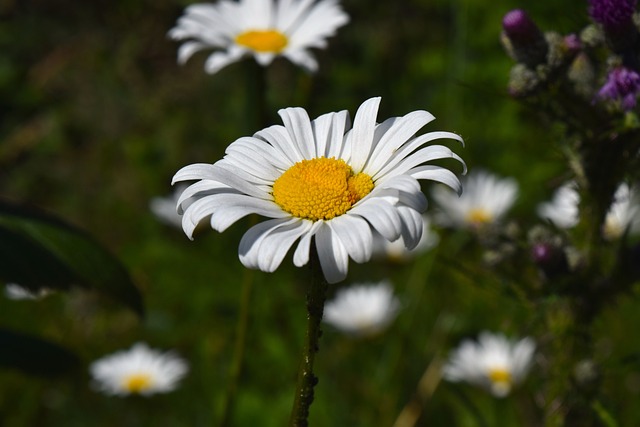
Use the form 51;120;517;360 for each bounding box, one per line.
90;343;188;397
442;332;535;398
323;281;401;336
431;169;518;229
169;0;350;74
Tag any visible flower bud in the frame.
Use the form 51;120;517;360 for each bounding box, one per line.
531;241;569;280
501;9;549;68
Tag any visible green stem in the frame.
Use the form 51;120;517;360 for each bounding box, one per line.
218;265;255;427
289;243;328;427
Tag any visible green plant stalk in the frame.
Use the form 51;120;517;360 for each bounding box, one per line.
218;264;255;427
289;243;328;427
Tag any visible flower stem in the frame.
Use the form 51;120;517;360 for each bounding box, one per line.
289;243;328;427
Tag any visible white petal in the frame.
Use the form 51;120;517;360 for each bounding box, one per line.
315;223;349;284
177;41;209;64
348;97;381;172
328;215;372;263
254;124;305;164
240;219;312;272
364;110;435;175
282;48;318;73
238;217;298;269
293;221;322;266
204;50;245;74
409;166;463;194
375;144;465;181
397;207;424;249
349;199;402;241
278;107;316;159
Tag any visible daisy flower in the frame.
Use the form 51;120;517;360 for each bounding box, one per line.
371;215;438;262
168;0;349;74
442;332;535;398
538;182;640;238
4;283;51;300
603;183;640;239
90;343;188;396
537;182;580;229
173;97;464;283
149;184;194;229
431;170;518;229
323;281;400;336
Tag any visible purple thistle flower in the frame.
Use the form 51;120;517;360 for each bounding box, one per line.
589;0;637;30
598;66;640;110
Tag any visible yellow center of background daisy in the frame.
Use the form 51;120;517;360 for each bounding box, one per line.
123;373;154;393
272;157;374;221
488;368;512;385
466;208;492;225
235;30;288;53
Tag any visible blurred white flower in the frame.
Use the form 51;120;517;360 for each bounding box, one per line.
150;184;193;228
538;182;640;239
90;343;188;396
431;170;518;229
323;281;401;337
537;182;579;229
443;331;535;398
169;0;349;74
4;283;51;300
603;183;640;239
371;215;438;261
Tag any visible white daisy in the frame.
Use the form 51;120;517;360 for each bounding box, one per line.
323;281;400;336
371;215;438;262
90;343;188;396
149;184;193;229
431;170;518;229
168;0;349;74
173;97;465;284
602;183;640;240
537;182;640;239
442;332;535;398
537;182;580;229
4;283;51;300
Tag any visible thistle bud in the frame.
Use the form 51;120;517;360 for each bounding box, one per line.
501;9;549;68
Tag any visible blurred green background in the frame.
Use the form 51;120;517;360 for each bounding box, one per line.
2;0;639;426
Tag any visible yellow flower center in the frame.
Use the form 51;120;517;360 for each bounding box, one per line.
466;208;492;225
488;368;512;386
272;157;374;221
123;373;154;394
235;29;288;53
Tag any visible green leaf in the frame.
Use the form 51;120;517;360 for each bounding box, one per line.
0;199;144;316
0;328;80;376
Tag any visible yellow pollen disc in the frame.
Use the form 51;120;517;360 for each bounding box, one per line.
235;29;288;53
466;208;492;225
488;368;512;385
123;373;154;394
272;157;374;221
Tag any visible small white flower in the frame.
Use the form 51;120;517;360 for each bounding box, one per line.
371;215;438;261
169;0;349;74
538;182;640;239
537;182;580;229
90;343;188;396
431;170;518;229
4;283;51;300
443;331;535;398
323;281;400;336
150;184;194;229
173;97;464;284
603;183;640;239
